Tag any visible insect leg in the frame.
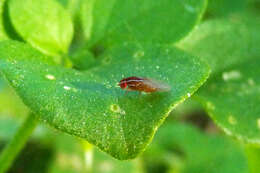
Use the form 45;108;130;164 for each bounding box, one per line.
124;87;129;95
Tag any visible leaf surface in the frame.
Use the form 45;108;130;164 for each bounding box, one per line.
0;40;210;159
80;0;207;46
206;0;246;17
178;13;260;144
8;0;73;56
0;0;8;40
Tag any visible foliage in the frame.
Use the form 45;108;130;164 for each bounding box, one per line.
0;0;259;172
8;0;73;57
178;12;260;145
0;40;209;159
143;122;249;173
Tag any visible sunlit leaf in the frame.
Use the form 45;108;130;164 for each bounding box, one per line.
8;0;73;57
0;0;8;40
0;40;209;159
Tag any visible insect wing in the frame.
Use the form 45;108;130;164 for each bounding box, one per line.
143;78;171;92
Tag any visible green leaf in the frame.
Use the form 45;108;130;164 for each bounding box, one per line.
56;0;69;7
178;13;260;74
56;0;81;19
177;13;260;144
69;46;98;70
0;86;29;118
206;0;246;18
80;0;207;47
0;0;8;40
0;116;20;140
8;0;73;56
197;60;260;144
144;122;249;173
0;40;210;159
245;145;260;173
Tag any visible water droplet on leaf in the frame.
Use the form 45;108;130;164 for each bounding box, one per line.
64;86;71;90
110;104;125;115
45;74;55;80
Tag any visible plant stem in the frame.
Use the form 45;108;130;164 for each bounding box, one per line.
0;113;38;173
245;144;260;173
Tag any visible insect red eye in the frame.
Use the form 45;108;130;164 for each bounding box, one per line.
123;81;127;88
119;81;127;89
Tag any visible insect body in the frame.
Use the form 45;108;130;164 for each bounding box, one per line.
119;76;170;93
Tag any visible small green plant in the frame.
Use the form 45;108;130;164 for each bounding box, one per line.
0;0;259;172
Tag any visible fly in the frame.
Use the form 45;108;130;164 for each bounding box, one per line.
118;76;170;93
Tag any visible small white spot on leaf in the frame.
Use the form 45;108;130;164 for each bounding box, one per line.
45;74;55;80
64;86;71;90
187;93;191;97
110;104;125;115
